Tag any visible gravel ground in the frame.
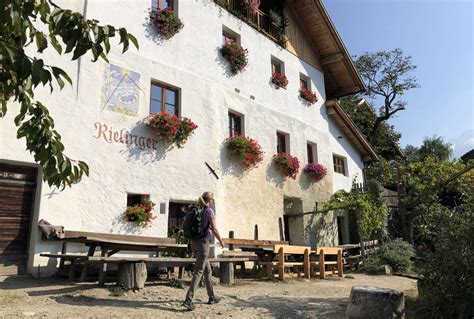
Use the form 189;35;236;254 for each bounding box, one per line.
0;273;417;318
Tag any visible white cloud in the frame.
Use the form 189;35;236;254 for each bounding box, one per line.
449;130;474;158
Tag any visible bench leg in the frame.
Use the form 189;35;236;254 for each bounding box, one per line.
69;259;76;280
79;244;96;282
98;248;108;286
219;262;234;285
178;267;184;279
266;263;273;279
57;242;68;278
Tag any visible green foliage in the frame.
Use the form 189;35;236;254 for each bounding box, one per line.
406;135;453;163
1;0;138;188
339;95;402;159
220;41;248;74
363;240;414;273
353;49;418;142
416;202;474;318
226;135;264;168
324;180;388;240
168;278;184;289
108;284;128;296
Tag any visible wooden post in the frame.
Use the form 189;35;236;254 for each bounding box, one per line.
79;244;96;281
266;262;273;279
220;231;234;285
319;249;325;279
304;248;310;279
118;262;147;291
57;242;68;278
337;249;343;277
278;246;284;281
98;247;108;286
254;225;258;240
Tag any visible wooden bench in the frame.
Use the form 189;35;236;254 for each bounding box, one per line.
41;253;250;285
312;247;343;279
261;244;311;281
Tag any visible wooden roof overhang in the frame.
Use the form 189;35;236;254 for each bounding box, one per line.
288;0;366;99
326;100;379;163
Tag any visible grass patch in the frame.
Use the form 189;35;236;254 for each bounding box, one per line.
108;284;128;297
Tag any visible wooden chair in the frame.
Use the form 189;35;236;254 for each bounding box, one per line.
262;244;311;281
311;247;343;279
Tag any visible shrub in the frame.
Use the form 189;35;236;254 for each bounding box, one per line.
123;196;156;228
416;203;474;318
300;87;318;104
226;135;264;169
150;7;184;40
273;152;300;179
271;73;288;89
362;240;414;273
146;112;197;148
303;163;327;182
220;40;249;74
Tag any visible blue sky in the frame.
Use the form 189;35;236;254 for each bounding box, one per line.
324;0;473;158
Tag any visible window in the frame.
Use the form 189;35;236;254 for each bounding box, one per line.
152;0;174;10
277;132;288;153
333;154;347;175
127;193;146;206
222;26;239;45
300;74;310;90
271;56;284;75
307;142;318;164
228;111;243;137
150;82;179;116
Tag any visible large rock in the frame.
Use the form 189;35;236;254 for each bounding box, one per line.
346;286;405;319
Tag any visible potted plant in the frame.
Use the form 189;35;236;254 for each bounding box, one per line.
226;135;264;169
146;111;198;148
220;40;249;74
150;7;184;40
269;9;282;26
271;73;288;89
300;87;318;104
273;152;300;179
123;196;156;228
303;163;327;182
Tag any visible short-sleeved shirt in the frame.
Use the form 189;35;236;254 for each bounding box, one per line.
201;207;215;240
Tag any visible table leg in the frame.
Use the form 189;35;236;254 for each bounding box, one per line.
69;259;76;280
79;244;96;282
98;247;108;286
57;242;68;278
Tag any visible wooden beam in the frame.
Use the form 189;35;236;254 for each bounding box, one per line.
320;53;344;65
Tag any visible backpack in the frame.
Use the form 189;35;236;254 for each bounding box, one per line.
183;205;208;240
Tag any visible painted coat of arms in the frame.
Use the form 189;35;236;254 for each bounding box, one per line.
102;64;141;116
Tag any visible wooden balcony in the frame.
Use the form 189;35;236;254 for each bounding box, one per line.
214;0;285;45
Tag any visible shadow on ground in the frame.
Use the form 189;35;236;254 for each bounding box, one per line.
225;294;347;319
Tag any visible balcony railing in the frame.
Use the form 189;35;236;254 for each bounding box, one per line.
214;0;284;44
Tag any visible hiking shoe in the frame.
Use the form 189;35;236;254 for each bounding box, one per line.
182;300;195;311
208;297;220;305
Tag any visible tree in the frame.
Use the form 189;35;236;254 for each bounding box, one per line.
405;135;452;163
0;0;138;188
339;95;402;159
355;49;419;142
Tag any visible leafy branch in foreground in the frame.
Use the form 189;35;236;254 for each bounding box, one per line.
0;0;138;188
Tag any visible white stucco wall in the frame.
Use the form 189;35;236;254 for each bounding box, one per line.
0;0;368;276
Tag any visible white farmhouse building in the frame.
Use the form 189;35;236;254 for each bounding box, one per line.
0;0;378;276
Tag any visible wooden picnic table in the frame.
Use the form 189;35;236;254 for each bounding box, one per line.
55;234;188;284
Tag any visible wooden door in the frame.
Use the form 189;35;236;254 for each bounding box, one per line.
0;163;37;275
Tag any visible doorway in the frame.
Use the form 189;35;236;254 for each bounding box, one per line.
283;197;304;245
0;163;38;275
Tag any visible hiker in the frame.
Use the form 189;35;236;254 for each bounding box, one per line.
182;191;225;311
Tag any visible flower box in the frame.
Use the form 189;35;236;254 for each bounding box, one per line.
273;152;300;179
220;40;249;75
226;135;264;169
146;111;197;148
123;196;156;228
150;7;184;40
303;163;327;182
300;87;318;104
271;73;288;89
